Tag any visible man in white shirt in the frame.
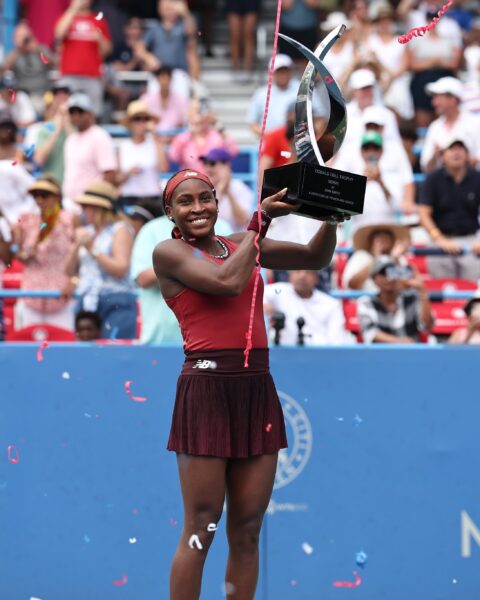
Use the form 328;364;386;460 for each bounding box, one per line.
420;77;480;172
264;270;353;346
200;147;253;232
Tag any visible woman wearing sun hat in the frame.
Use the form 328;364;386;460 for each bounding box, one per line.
117;100;169;209
12;174;80;330
64;180;136;339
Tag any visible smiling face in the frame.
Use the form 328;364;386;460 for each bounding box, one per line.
167;179;218;239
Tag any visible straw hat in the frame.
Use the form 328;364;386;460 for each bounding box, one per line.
120;100;159;127
28;176;62;197
75;181;119;211
353;223;411;251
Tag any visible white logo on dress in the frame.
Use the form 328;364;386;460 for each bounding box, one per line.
274;391;313;490
192;360;217;369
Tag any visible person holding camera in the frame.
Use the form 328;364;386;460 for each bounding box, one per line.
357;255;434;344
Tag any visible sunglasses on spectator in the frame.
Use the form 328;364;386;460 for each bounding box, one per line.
68;108;86;115
202;159;228;166
32;191;54;199
131;115;151;122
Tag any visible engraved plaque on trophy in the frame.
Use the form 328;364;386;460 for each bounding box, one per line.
261;26;366;220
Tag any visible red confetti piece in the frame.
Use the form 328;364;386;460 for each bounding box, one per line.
265;423;272;432
112;574;128;586
8;88;16;103
333;571;362;588
7;445;19;464
170;517;177;526
151;359;158;365
124;380;147;402
131;508;139;515
290;579;297;586
37;341;49;362
40;52;49;65
398;0;453;44
324;75;334;85
11;161;17;166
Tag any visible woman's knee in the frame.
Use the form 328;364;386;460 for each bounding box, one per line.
227;516;262;556
183;508;223;554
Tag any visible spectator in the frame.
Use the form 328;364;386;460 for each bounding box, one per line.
279;0;319;69
2;22;54;115
365;1;414;121
335;105;416;215
463;18;480;116
0;110;35;225
420;77;480;172
358;255;434;344
226;0;261;82
117;100;168;208
75;309;101;340
189;0;217;57
63;92;117;204
0;74;36;129
448;291;480;344
21;0;70;48
405;14;462;127
123;199;162;237
418;136;480;280
109;16;145;72
258;102;296;185
343;223;411;290
55;0;113;117
12;175;79;330
140;66;189;139
65;180;137;339
135;0;201;90
34;80;72;183
320;12;354;85
199;147;252;231
400;123;422;176
347;131;402;230
247;54;298;136
168;99;238;172
264;270;353;345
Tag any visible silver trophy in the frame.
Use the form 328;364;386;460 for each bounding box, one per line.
261;25;366;220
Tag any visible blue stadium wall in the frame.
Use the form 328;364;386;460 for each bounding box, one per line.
1;344;479;599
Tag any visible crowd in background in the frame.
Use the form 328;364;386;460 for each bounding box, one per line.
0;0;480;346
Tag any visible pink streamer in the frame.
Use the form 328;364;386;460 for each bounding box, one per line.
7;445;19;464
37;340;49;362
243;0;283;368
398;0;454;44
125;380;147;402
40;52;49;64
333;571;362;588
112;574;128;586
8;88;16;103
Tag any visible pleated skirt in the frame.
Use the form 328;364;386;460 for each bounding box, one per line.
167;349;288;458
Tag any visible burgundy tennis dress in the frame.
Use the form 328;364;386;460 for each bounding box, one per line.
165;236;288;458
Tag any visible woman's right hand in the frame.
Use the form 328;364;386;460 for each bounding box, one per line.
261;188;300;218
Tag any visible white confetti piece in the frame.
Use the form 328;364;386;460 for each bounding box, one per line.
95;11;103;20
302;542;314;555
62;371;70;380
129;537;137;544
207;523;217;532
453;579;458;584
280;150;292;159
336;417;344;422
188;534;203;550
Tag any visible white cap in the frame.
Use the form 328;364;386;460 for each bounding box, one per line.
270;54;294;72
67;92;93;112
362;105;389;126
320;12;351;31
440;134;469;152
425;77;463;99
349;69;376;90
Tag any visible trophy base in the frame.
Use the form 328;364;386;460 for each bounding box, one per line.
262;162;366;221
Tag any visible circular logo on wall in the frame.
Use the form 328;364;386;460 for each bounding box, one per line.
274;390;313;490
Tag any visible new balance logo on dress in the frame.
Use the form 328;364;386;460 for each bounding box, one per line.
192;360;217;369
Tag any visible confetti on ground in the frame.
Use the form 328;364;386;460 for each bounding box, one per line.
355;550;367;567
8;88;16;103
40;52;49;65
398;0;453;44
207;523;217;532
37;341;49;362
129;537;137;544
95;11;104;20
124;380;147;402
333;571;362;588
188;534;203;550
7;445;19;464
302;542;314;555
170;517;177;526
280;150;292;159
265;423;272;432
112;574;128;586
62;371;70;380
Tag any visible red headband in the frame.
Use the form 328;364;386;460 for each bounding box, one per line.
163;170;215;209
